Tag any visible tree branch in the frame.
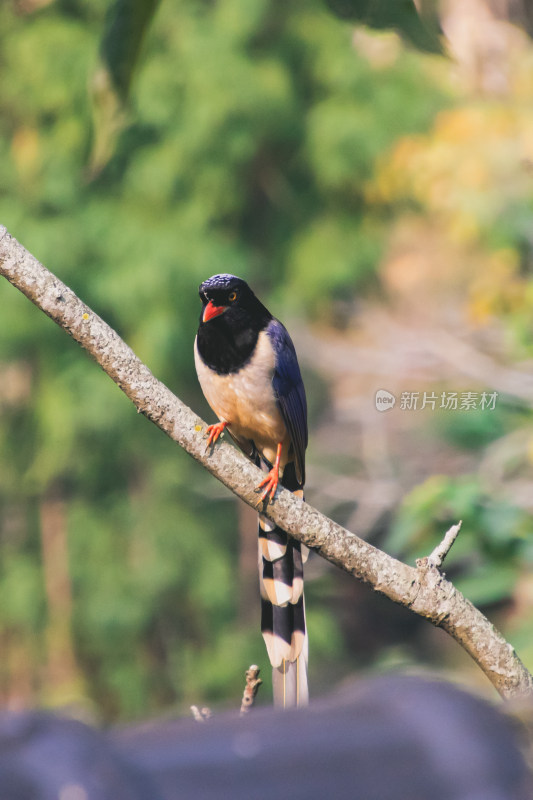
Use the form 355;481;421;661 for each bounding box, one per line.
0;225;531;700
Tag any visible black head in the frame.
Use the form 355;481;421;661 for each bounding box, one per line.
196;274;272;374
198;274;269;326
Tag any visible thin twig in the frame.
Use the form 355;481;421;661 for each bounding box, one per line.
240;665;262;715
417;521;462;570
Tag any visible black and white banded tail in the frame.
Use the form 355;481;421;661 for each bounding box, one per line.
258;461;308;708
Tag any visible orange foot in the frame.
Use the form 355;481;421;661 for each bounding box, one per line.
205;421;228;449
257;442;282;503
257;467;280;503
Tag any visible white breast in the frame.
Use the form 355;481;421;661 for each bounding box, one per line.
194;330;287;466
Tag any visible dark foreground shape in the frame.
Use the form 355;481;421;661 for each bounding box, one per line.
0;676;530;800
0;710;161;800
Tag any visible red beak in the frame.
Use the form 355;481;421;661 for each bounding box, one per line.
203;300;227;323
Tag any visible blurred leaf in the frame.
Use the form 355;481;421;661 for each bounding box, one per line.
456;562;518;606
89;0;161;175
434;407;507;450
288;216;381;316
88;66;128;178
101;0;161;101
324;0;443;53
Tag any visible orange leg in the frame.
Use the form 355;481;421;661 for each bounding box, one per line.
257;442;283;503
205;420;228;449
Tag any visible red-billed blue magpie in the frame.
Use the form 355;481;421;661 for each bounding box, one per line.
194;274;309;708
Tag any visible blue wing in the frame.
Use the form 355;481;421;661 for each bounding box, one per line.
266;319;308;486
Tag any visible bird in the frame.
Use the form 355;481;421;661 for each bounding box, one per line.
194;273;309;708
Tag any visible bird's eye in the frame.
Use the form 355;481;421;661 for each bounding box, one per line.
228;291;237;302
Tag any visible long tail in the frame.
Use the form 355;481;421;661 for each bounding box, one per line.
258;460;308;708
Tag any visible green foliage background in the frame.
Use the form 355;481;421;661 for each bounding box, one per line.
1;0;533;719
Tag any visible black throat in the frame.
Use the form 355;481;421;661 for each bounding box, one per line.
197;306;272;375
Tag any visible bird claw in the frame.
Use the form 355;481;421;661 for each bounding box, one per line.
257;467;279;504
205;421;228;451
